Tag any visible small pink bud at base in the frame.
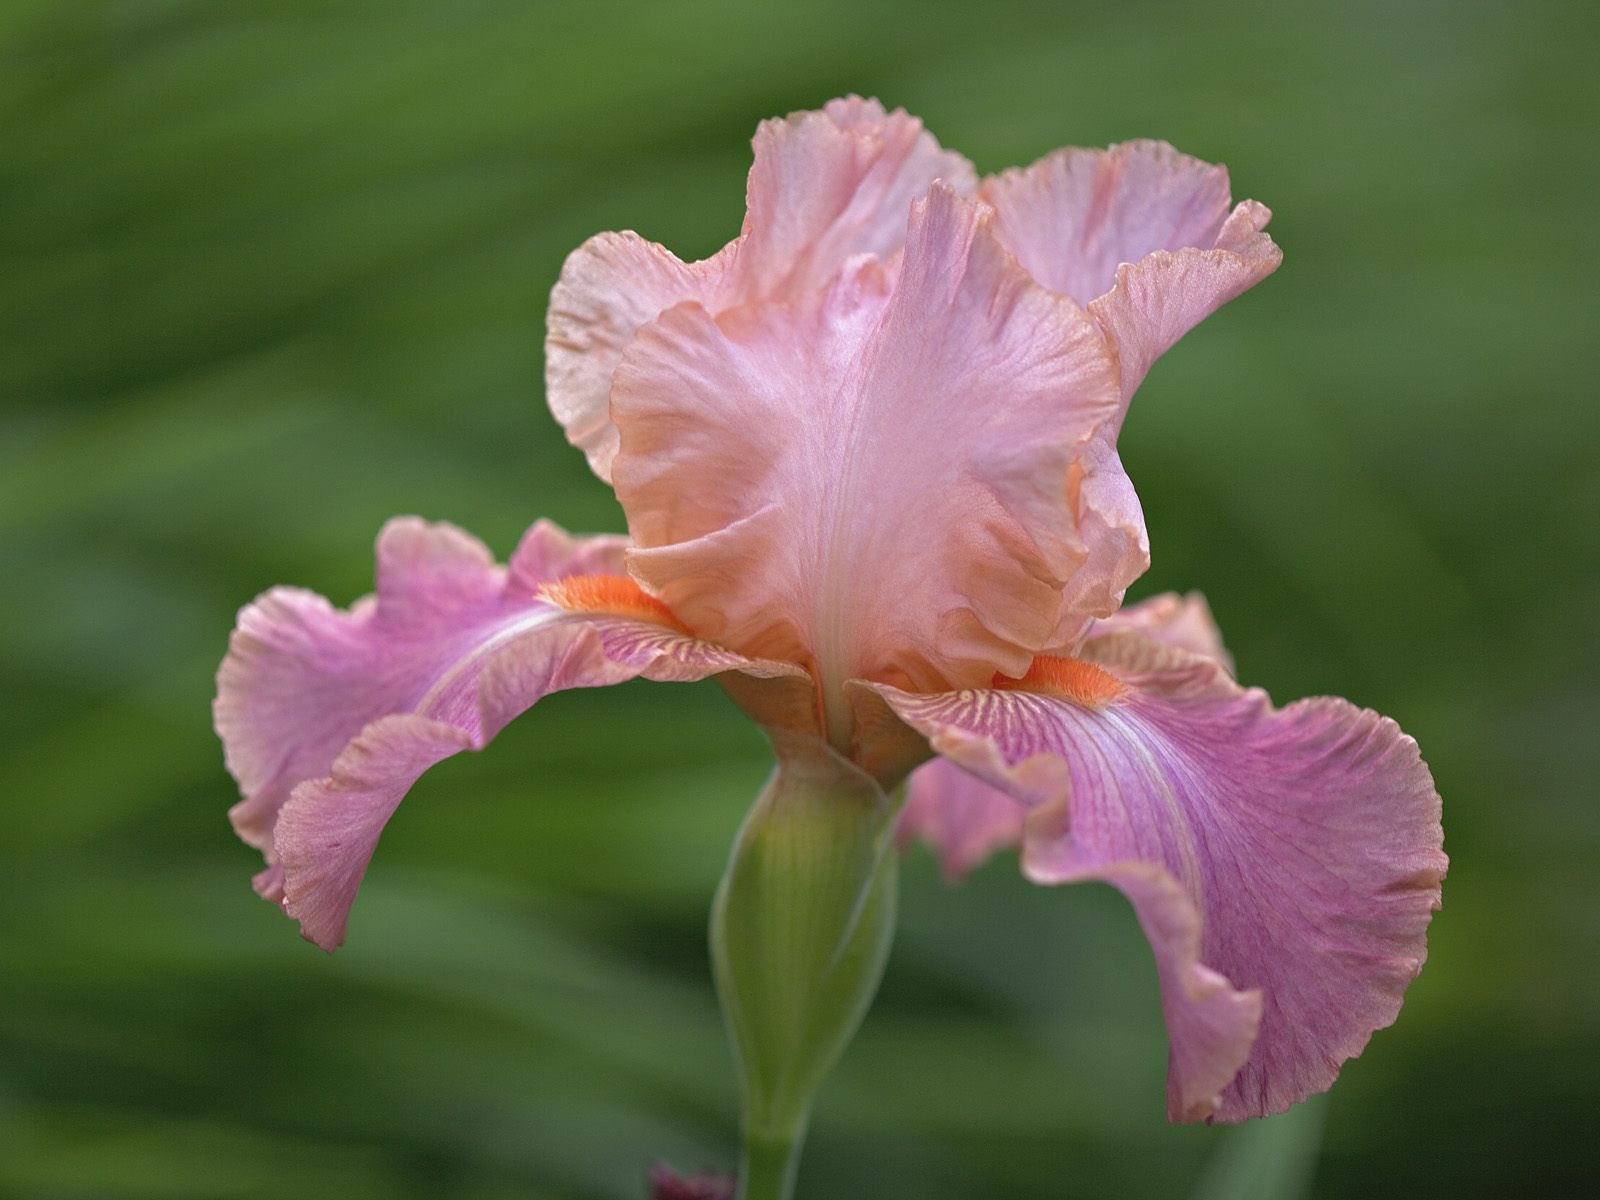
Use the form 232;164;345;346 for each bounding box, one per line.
648;1161;736;1200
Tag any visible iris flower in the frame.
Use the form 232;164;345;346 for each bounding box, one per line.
217;98;1444;1191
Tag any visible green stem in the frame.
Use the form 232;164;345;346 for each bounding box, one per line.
711;743;901;1200
737;1130;804;1200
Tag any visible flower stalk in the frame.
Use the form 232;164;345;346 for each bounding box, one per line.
710;744;900;1200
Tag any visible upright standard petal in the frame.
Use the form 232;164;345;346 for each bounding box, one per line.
215;517;800;950
1087;589;1233;668
981;140;1281;405
870;632;1445;1122
735;96;977;299
545;98;974;481
546;233;735;479
983;140;1237;307
1053;435;1149;637
613;184;1121;745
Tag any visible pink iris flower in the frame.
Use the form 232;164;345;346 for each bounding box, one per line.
216;98;1444;1125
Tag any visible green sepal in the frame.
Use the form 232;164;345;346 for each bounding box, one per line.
710;742;901;1199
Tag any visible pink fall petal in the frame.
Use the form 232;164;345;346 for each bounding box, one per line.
613;184;1121;731
897;758;1026;880
901;589;1231;873
546;97;975;481
216;517;800;950
871;630;1445;1122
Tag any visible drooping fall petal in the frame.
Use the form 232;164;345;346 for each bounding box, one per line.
870;630;1445;1122
901;592;1229;873
613;183;1121;740
215;517;800;950
545;97;974;481
981;140;1282;405
896;759;1026;880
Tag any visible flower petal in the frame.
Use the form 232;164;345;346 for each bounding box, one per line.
896;758;1026;880
983;141;1234;305
545;98;974;482
1087;590;1232;669
613;184;1121;738
1055;434;1149;636
546;233;735;479
736;96;977;299
981;141;1281;403
215;517;798;950
1089;200;1281;404
869;632;1445;1122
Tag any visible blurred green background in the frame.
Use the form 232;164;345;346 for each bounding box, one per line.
3;0;1595;1196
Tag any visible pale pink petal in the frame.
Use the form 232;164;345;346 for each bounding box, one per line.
613;184;1121;745
896;758;1025;879
982;141;1281;404
1090;200;1280;403
546;233;734;479
1054;435;1149;637
1087;590;1232;668
545;98;974;482
735;96;977;298
983;141;1233;305
870;633;1445;1122
215;517;799;950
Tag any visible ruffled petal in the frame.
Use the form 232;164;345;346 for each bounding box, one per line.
1087;589;1232;669
1054;434;1149;636
869;631;1445;1122
546;233;735;479
982;140;1234;305
545;97;974;482
736;96;977;299
1089;200;1280;404
896;758;1026;879
981;141;1281;404
613;184;1121;741
215;517;799;950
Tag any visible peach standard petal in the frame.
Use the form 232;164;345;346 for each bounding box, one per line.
981;140;1282;408
612;185;1120;746
545;97;975;482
